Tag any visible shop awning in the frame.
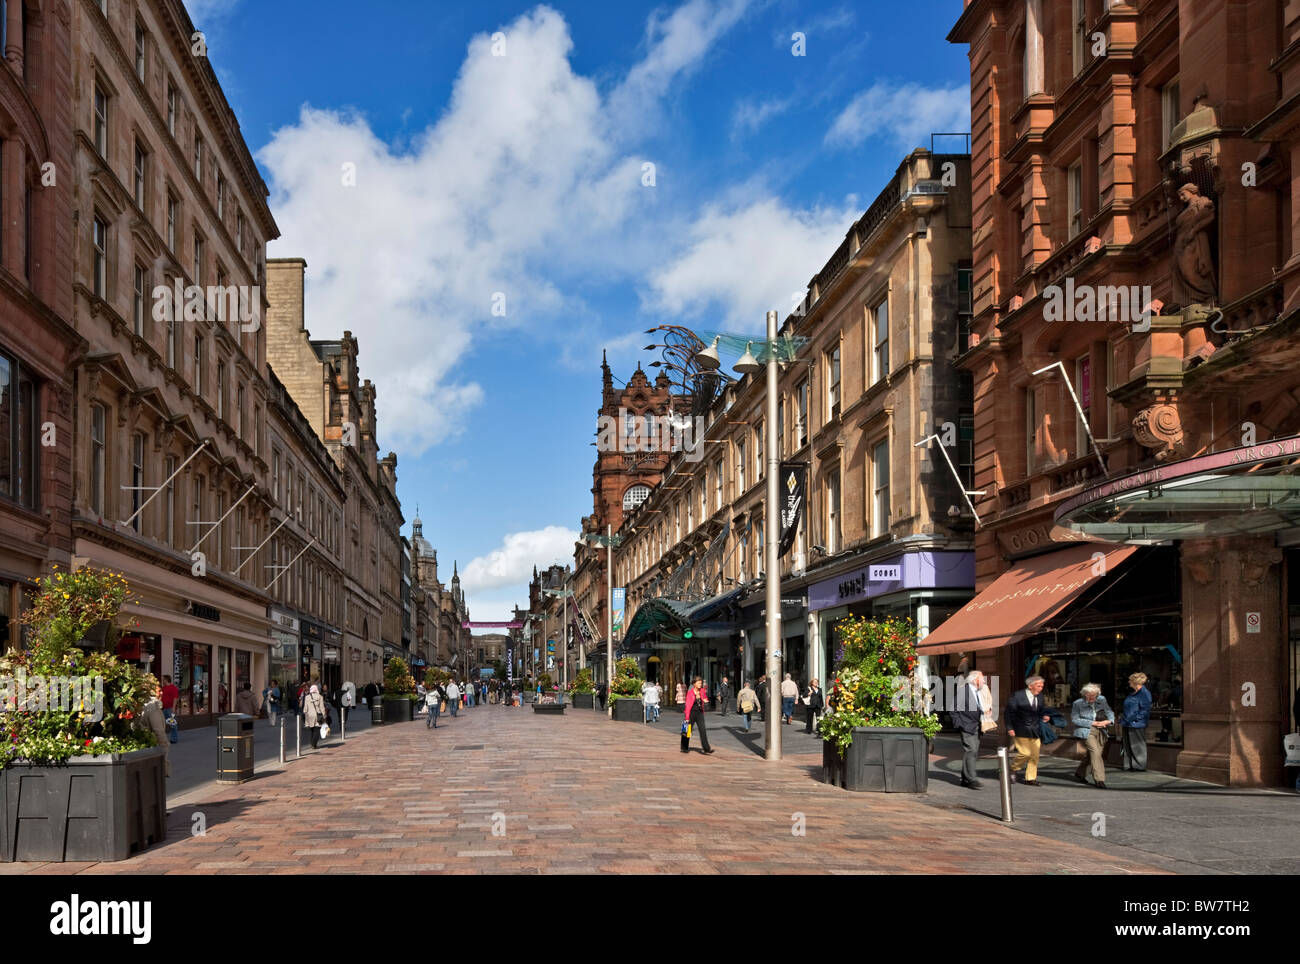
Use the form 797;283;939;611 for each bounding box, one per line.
916;543;1137;655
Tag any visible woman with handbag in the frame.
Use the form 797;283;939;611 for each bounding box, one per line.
681;677;714;754
303;684;328;749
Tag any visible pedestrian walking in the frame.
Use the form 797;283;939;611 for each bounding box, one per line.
1120;673;1151;772
1071;683;1115;788
140;678;172;778
780;673;799;724
160;675;180;743
446;679;461;717
675;682;686;709
717;676;732;716
341;681;355;723
736;680;759;732
642;679;661;723
757;674;770;722
803;678;824;733
263;679;281;726
426;684;443;728
681;677;714;754
597;682;608;710
303;684;328;750
1005;675;1051;785
950;671;987;788
235;681;259;716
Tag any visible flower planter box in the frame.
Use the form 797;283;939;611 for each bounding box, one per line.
571;693;595;709
611;698;644;723
0;745;167;862
822;727;928;793
532;703;566;715
382;698;413;723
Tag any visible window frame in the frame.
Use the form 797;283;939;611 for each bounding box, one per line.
871;439;890;539
872;296;890;385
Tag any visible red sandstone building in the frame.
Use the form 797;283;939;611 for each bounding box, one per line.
924;0;1299;786
0;2;82;646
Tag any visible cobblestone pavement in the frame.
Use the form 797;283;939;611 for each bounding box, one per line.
4;703;1167;875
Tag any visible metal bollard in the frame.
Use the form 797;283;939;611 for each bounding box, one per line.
997;746;1014;823
341;706;346;742
295;714;301;759
278;716;285;764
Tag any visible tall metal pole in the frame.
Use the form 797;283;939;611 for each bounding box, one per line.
764;309;782;762
563;579;568;691
606;524;614;689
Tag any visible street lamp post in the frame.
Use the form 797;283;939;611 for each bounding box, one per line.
681;312;805;762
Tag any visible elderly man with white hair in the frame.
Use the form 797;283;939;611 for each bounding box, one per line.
949;670;990;789
1071;683;1115;788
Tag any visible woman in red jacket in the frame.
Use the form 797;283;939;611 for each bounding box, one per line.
681;677;714;755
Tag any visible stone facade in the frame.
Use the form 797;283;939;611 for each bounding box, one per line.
0;0;82;648
67;0;279;725
611;148;975;695
264;258;404;685
949;0;1298;785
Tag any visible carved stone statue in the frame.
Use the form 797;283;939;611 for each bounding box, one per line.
1173;183;1217;306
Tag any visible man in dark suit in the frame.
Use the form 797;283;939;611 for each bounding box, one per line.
949;670;987;789
717;676;732;716
1005;674;1051;785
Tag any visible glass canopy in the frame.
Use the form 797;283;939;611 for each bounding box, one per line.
1054;437;1300;542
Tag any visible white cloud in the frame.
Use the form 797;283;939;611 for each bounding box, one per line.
261;2;755;457
729;96;794;140
644;197;858;329
826;81;970;150
610;0;752;133
462;526;579;593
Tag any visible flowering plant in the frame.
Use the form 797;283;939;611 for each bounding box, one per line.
569;668;595;694
2;567;156;769
817;615;940;756
608;657;643;702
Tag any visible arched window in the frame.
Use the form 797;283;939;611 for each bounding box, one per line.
623;484;651;511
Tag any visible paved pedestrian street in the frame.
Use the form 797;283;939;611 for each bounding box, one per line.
4;708;1169;876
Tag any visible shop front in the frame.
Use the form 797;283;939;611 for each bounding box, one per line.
739;593;807;687
269;607;299;689
808;549;975;686
1050;435;1300;786
77;539;272;732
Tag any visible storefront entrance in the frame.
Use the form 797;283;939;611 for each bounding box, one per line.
173;639;213;728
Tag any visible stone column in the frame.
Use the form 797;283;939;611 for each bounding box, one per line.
5;0;23;76
1024;0;1045;97
1179;537;1285;786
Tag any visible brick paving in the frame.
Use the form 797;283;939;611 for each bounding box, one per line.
5;703;1167;875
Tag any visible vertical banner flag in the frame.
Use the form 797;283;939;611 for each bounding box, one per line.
506;643;514;684
611;588;626;637
778;461;807;557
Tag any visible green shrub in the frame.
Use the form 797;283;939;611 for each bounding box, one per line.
609;656;643;701
383;657;416;696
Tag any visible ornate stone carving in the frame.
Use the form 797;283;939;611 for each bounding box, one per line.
1132;403;1184;461
1239;548;1282;588
1173;183;1217;306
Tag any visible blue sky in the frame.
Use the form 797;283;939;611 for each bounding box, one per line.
191;0;971;621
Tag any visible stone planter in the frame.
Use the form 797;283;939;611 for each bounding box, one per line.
532;703;566;715
821;727;928;793
611;697;645;723
571;692;595;709
0;745;167;862
382;697;413;723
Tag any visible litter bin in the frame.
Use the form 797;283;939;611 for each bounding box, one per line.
218;713;255;783
371;700;385;725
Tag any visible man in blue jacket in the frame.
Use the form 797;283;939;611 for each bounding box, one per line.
1121;672;1152;772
